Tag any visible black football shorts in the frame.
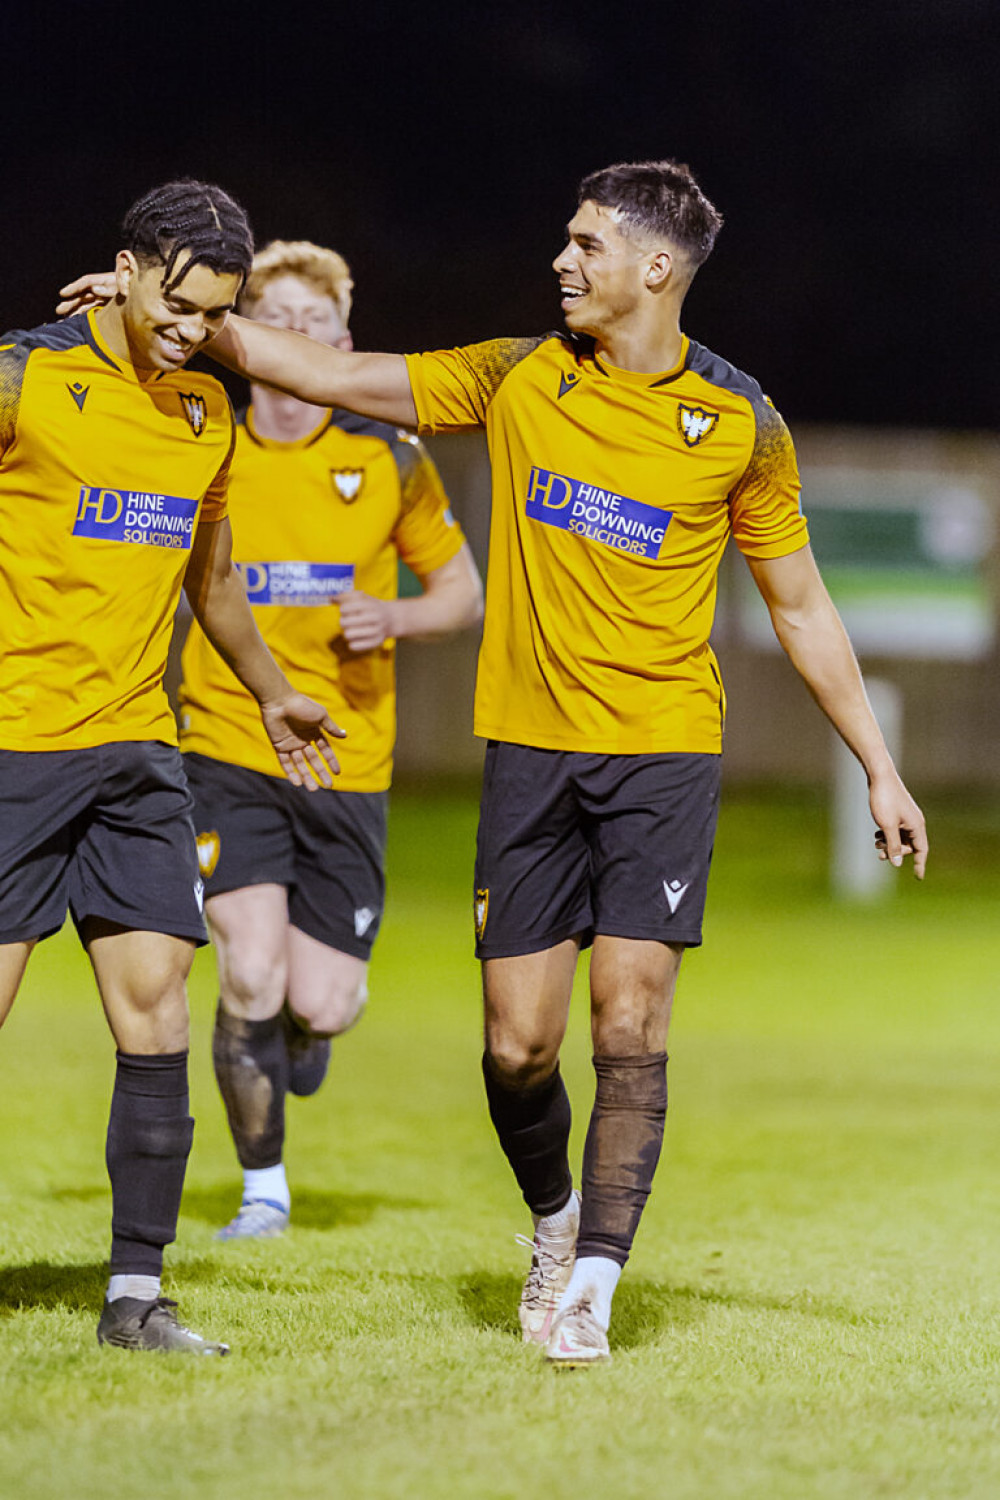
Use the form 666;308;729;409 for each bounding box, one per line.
184;752;388;961
0;741;208;946
473;741;722;960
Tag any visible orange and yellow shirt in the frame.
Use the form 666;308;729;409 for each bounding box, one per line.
0;310;233;751
406;333;808;754
179;408;465;791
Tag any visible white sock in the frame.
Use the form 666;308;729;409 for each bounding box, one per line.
107;1274;161;1304
558;1255;621;1330
243;1163;290;1211
532;1188;579;1238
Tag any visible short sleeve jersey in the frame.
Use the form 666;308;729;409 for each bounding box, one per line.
179;408;465;792
0;309;234;752
406;333;809;754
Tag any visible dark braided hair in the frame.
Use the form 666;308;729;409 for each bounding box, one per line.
122;179;254;292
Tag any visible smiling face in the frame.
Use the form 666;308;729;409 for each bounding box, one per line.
247;272;352;349
116;250;244;373
553;199;673;341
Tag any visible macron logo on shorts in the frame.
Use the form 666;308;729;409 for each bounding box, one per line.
663;879;689;914
73;487;198;550
525;467;671;559
354;907;375;938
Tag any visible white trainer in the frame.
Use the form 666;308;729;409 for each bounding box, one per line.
544;1298;611;1367
215;1198;290;1241
515;1190;581;1345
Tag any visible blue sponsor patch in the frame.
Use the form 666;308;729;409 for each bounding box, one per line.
238;561;355;606
525;467;672;559
72;487;199;550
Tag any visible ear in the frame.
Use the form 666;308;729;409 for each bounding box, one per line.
644;249;673;292
114;249;138;299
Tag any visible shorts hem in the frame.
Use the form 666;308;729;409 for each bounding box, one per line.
71;906;208;947
594;922;704;948
288;912;376;962
0;919;65;946
476;919;593;962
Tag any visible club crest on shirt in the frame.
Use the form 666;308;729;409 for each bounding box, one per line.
475;888;489;940
677;404;719;447
196;830;221;879
180;392;208;436
331;468;365;503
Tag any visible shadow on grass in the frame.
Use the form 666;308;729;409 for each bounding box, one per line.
179;1184;425;1231
456;1271;875;1352
0;1256;230;1316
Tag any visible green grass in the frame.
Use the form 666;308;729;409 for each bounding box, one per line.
2;785;1000;1499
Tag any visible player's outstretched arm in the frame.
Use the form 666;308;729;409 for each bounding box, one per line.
338;544;484;653
183;515;345;789
210;316;418;427
747;545;928;878
57;273;418;426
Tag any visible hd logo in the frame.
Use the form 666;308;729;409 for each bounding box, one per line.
72;487;199;550
525;467;671;559
238;561;355;606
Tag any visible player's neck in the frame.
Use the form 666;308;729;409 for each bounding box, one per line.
92;303;159;384
593;312;684;376
249;385;330;441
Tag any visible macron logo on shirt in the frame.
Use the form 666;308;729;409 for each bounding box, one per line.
525;466;671;560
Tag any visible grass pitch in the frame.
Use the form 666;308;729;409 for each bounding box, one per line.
1;785;999;1500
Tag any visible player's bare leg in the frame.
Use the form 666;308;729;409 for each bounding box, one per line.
208;889;369;1237
483;939;583;1343
0;940;35;1029
546;935;681;1367
84;921;225;1354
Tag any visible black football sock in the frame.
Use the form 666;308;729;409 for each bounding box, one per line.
577;1051;668;1267
212;1005;289;1170
105;1050;194;1277
482;1052;574;1218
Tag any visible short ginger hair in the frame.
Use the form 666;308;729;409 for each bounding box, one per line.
240;239;354;321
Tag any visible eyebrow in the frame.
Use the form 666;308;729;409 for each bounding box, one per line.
166;294;236;316
567;226;604;249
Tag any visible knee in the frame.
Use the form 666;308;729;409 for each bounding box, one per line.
484;1029;559;1090
219;949;287;1017
291;976;368;1038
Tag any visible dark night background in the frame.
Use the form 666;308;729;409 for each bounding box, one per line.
4;1;997;429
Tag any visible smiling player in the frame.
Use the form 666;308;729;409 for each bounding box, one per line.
60;160;927;1366
2;181;341;1357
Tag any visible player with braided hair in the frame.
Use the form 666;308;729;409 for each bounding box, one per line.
123;178;256;294
1;180;341;1356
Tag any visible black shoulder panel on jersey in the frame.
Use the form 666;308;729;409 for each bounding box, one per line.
0;312;92;354
328;407;400;446
683;340;767;406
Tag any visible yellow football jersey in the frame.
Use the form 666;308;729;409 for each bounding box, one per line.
406;333;809;754
178;408;465;791
0;310;233;752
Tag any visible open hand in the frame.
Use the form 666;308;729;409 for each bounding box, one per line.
260;692;346;790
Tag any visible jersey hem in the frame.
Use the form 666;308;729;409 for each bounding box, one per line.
472;726;724;756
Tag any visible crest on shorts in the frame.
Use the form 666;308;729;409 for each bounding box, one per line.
331;467;364;502
179;392;208;437
474;887;489;940
677;403;719;447
195;830;220;879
